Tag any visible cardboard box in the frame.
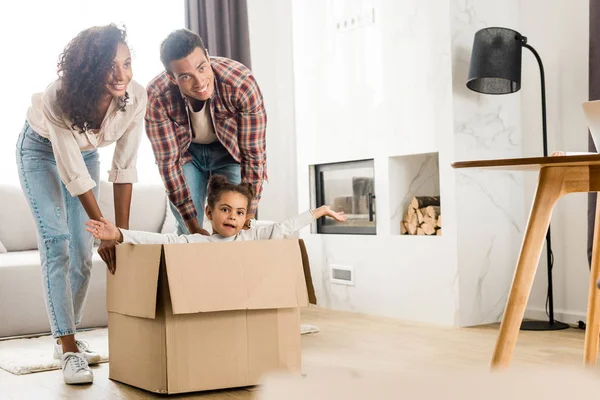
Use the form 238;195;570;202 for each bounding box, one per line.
106;239;313;394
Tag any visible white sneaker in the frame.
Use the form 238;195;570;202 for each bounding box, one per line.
60;352;93;385
54;340;101;365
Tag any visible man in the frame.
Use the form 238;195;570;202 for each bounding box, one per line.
145;29;267;234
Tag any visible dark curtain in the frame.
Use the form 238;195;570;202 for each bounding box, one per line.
185;0;252;69
589;0;600;267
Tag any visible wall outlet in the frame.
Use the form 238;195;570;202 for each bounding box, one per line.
336;8;375;32
330;264;354;286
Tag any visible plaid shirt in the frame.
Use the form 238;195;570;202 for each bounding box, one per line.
145;57;267;225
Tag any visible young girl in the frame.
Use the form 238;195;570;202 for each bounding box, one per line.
16;24;147;384
86;175;347;244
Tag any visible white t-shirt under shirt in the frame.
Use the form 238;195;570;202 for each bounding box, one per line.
26;79;148;197
120;210;316;244
188;100;218;144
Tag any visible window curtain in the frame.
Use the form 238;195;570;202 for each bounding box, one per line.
185;0;252;69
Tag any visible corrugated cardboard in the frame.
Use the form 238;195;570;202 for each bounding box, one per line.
107;239;311;394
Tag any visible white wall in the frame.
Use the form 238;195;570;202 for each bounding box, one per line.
520;1;590;325
290;0;459;326
247;0;298;222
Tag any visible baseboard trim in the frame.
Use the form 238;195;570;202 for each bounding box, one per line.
524;308;587;327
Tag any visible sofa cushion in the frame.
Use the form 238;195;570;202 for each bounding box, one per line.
0;185;38;252
160;198;213;234
160;199;178;234
0;248;107;337
0;181;166;253
97;181;166;233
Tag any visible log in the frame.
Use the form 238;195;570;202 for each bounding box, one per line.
417;227;425;235
401;221;408;235
421;222;436;235
333;196;353;214
408;213;418;235
411;196;440;209
416;208;425;224
425;206;440;219
436;215;442;228
423;216;435;226
410;213;418;226
436;228;442;236
407;206;416;221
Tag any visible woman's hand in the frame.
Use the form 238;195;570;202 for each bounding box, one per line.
86;218;120;274
98;240;117;274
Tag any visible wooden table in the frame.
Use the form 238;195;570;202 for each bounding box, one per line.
452;154;600;369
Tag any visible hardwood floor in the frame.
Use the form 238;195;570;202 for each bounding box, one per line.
0;306;595;399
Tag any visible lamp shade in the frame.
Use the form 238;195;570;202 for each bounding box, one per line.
466;27;523;94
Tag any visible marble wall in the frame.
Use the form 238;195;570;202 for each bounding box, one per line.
449;0;527;326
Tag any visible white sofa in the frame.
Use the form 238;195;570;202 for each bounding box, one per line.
0;181;178;338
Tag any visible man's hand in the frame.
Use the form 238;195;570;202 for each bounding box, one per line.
243;214;255;230
193;227;211;236
98;239;117;274
188;219;210;236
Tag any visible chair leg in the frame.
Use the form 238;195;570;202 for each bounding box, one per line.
584;195;600;365
491;167;564;369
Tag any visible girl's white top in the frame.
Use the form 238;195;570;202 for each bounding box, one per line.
120;210;316;244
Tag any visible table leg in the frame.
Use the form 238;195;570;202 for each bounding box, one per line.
584;195;600;365
491;167;564;369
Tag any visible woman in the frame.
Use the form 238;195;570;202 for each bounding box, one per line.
16;24;147;385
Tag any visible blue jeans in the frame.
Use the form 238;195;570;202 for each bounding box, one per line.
16;122;100;338
171;141;241;234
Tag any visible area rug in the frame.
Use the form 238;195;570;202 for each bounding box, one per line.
0;324;317;376
0;328;109;375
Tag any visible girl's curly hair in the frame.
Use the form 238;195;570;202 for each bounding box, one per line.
207;175;254;210
56;24;129;133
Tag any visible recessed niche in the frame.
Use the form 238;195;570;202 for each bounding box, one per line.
389;152;441;236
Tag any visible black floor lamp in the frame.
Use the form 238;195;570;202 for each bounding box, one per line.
465;27;569;331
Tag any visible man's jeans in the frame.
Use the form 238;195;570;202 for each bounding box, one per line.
170;141;241;234
16;121;100;338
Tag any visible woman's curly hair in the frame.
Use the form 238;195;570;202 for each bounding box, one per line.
56;24;129;133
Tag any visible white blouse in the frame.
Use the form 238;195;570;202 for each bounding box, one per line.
26;79;147;196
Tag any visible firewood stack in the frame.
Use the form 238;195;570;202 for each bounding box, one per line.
401;196;441;235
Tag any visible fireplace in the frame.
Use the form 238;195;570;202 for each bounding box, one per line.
312;159;376;235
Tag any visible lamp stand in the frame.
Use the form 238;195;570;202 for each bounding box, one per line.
519;39;569;331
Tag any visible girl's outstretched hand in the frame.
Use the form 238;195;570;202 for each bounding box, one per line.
85;217;120;241
314;205;347;222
